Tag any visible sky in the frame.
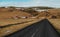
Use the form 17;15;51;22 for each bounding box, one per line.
0;0;60;8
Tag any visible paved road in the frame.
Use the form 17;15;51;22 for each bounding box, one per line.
5;19;60;37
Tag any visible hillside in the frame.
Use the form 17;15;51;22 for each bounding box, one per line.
37;9;60;18
0;8;33;19
27;6;54;9
0;6;60;19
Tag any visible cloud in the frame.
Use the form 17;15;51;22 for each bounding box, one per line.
0;0;60;8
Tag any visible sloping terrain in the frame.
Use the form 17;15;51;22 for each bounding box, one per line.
37;9;60;18
0;8;33;26
0;7;60;37
0;10;32;19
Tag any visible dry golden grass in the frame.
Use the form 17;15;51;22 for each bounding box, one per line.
0;18;37;26
48;19;60;33
48;9;60;13
48;19;60;30
0;11;31;18
0;18;43;37
0;8;40;37
0;8;60;37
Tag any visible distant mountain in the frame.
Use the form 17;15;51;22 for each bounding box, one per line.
0;6;55;9
27;6;55;9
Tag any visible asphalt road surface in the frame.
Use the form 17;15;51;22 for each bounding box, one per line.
4;19;60;37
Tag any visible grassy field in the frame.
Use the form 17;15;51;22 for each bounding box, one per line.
0;18;60;37
0;8;60;37
0;18;43;37
0;18;37;26
48;19;60;33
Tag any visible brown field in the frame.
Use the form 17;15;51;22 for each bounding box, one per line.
48;19;60;30
0;8;38;37
0;8;60;37
0;18;44;37
0;18;37;26
48;19;60;32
